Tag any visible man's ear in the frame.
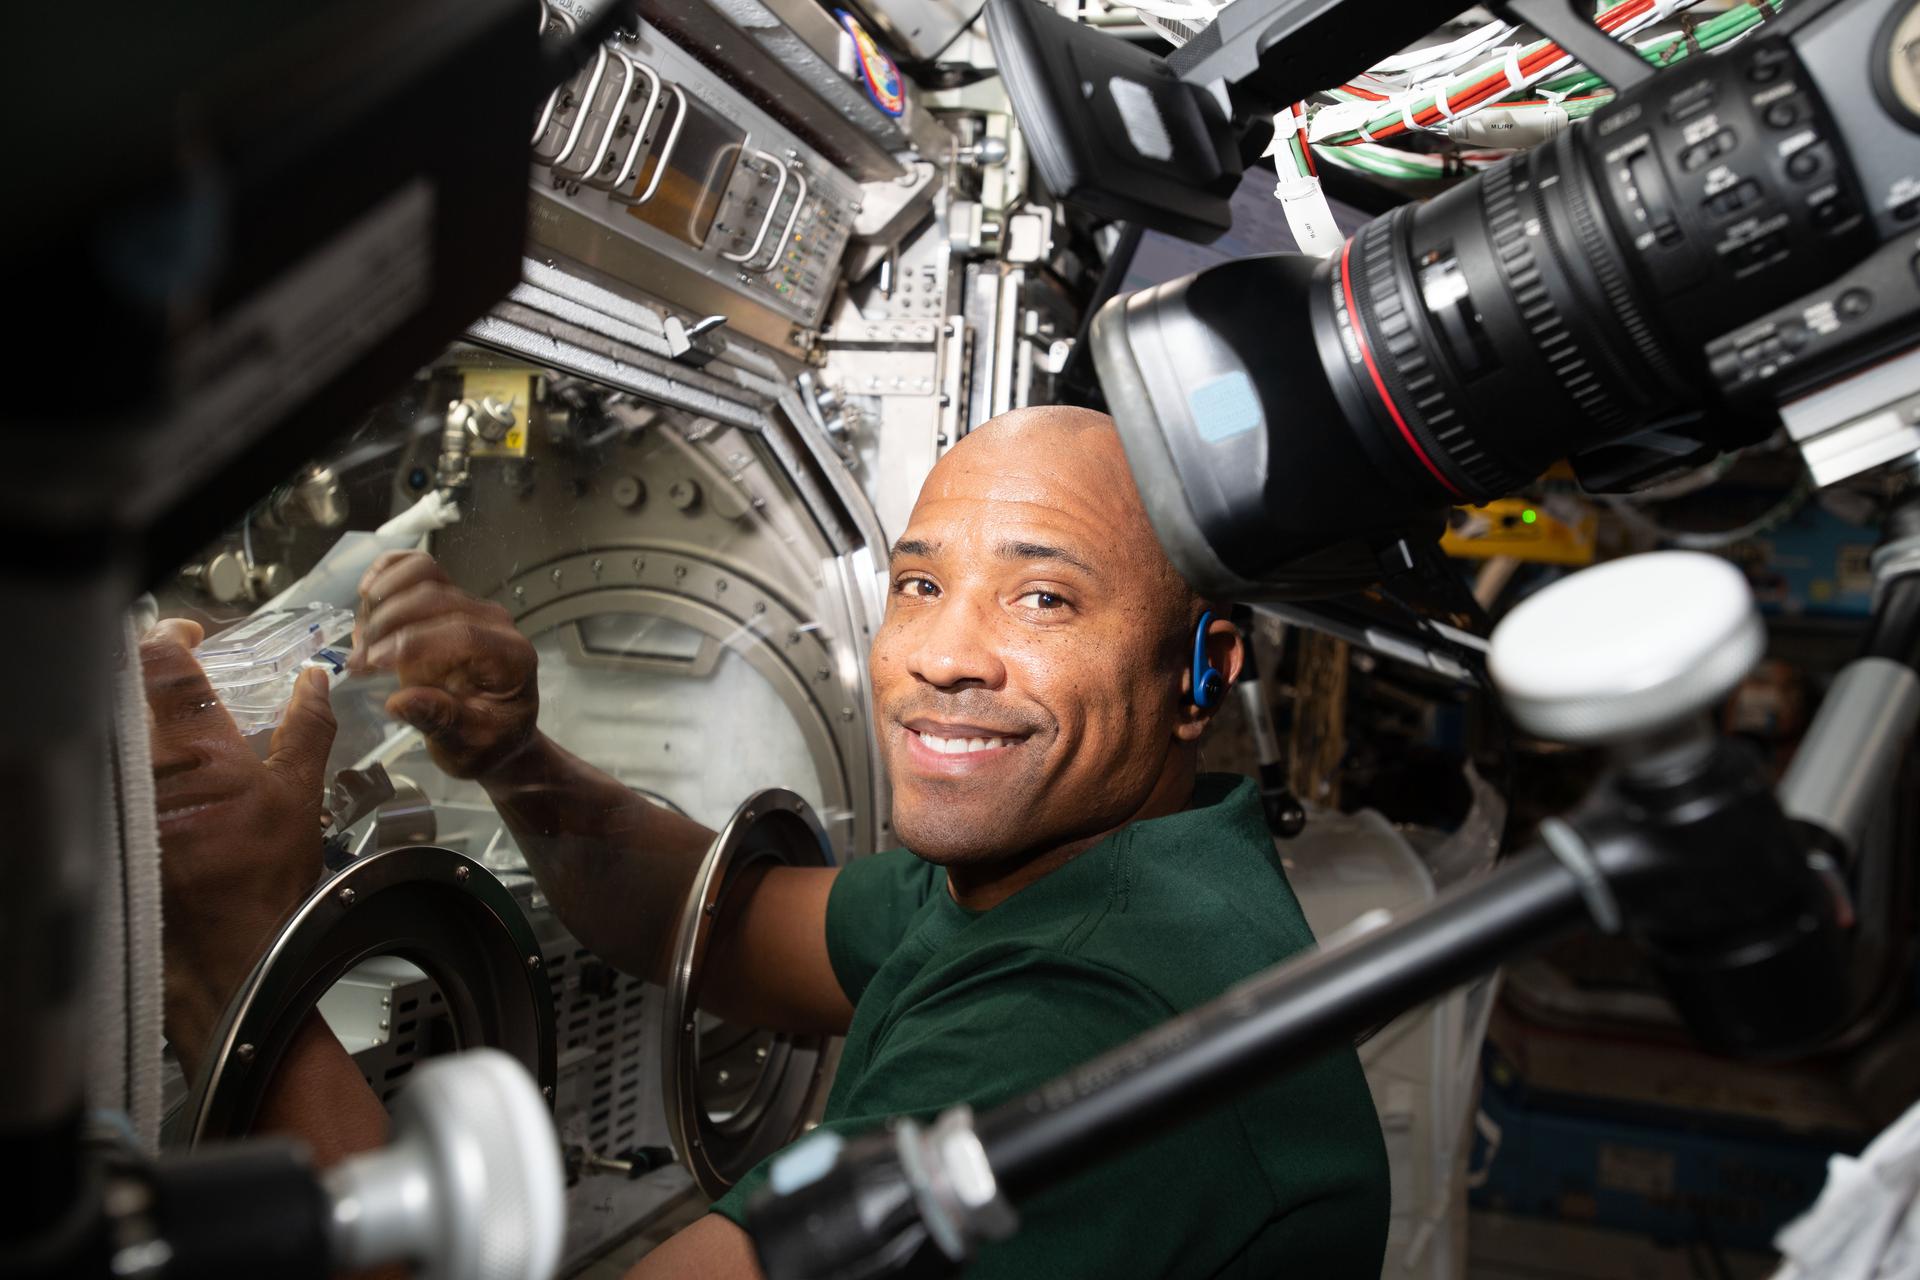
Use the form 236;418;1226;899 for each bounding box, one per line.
1175;612;1246;741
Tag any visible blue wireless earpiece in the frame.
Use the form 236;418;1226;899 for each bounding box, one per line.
1192;611;1225;709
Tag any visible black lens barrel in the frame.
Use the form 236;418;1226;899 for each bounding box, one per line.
1318;33;1878;505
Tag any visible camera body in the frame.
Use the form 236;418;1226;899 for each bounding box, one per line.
1003;0;1920;598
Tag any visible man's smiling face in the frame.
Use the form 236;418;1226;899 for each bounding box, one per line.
869;407;1208;873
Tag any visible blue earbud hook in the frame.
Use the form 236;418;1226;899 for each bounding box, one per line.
1192;611;1225;709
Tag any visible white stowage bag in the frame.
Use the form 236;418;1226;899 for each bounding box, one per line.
1772;1096;1920;1280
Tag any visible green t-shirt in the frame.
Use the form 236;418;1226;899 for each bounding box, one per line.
712;773;1389;1278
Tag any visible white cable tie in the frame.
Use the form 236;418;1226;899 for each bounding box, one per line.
1539;818;1623;935
1503;45;1525;91
1536;83;1571;104
1429;80;1459;121
1400;96;1425;133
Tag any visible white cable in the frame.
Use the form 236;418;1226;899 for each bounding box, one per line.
1368;17;1513;75
1268;108;1342;258
1123;0;1223;21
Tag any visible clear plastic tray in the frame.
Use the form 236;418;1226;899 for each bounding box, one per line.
194;604;353;734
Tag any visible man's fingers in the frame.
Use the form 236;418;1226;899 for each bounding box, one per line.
364;612;529;693
385;685;460;739
360;580;503;661
265;669;338;789
146;617;205;651
358;551;449;624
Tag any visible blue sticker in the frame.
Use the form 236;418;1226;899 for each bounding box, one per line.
769;1130;846;1194
1188;371;1263;443
834;10;906;118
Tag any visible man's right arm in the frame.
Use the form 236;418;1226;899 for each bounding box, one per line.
355;552;852;1036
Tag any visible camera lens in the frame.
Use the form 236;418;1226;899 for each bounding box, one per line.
1095;35;1876;599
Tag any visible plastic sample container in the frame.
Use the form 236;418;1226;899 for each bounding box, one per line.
194;604;354;734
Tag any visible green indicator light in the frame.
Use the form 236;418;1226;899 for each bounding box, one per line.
1521;508;1538;525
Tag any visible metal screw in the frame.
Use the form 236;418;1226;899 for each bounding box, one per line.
755;1046;769;1062
674;565;688;580
234;1043;257;1064
337;886;357;907
513;585;527;602
543;1086;554;1100
715;578;728;593
528;954;543;971
551;567;564;587
841;707;854;721
816;667;830;681
454;865;471;884
591;558;605;578
633;555;647;575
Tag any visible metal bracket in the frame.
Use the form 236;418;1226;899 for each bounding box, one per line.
665;314;730;367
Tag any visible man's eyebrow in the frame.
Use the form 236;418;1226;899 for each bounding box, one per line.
889;538;936;563
998;540;1098;576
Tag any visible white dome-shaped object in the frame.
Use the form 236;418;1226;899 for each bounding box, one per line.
1489;552;1764;745
324;1048;566;1280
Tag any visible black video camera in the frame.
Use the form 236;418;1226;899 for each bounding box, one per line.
990;0;1920;598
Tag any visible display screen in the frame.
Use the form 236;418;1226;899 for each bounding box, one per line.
627;94;745;249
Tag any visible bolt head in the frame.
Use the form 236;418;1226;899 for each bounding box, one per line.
234;1043;257;1064
528;954;544;970
454;865;471;883
336;886;357;907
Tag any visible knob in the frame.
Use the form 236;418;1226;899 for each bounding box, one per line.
1489;551;1763;745
182;550;250;604
322;1049;563;1280
473;396;518;443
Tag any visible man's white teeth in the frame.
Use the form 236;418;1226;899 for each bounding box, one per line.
919;732;1013;754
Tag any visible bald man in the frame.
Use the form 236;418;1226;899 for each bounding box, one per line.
147;407;1388;1279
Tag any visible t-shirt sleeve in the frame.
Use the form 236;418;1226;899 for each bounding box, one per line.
821;849;940;1006
710;954;1278;1279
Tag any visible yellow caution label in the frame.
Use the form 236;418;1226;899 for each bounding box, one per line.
459;368;534;457
1441;497;1596;565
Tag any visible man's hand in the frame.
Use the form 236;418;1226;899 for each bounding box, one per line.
352;551;539;779
142;619;337;1071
